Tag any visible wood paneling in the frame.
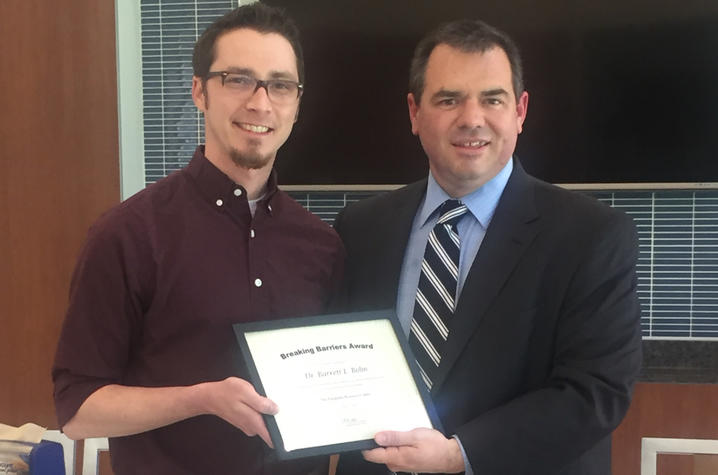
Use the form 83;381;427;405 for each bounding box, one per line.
0;0;120;428
612;383;718;475
657;454;693;475
657;454;718;475
99;450;113;475
694;455;718;475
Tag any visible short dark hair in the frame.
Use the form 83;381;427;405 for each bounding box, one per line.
409;19;524;103
192;3;304;84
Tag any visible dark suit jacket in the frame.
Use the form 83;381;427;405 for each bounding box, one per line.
333;162;643;475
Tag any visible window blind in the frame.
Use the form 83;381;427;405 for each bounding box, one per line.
598;191;718;339
140;0;238;183
287;189;718;340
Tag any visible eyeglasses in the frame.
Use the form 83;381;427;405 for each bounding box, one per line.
205;71;303;104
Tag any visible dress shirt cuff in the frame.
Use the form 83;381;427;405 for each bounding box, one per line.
452;434;473;475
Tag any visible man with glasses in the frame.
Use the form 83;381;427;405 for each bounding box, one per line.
334;19;642;475
52;4;343;474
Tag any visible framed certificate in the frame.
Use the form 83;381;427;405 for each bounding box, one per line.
233;310;443;460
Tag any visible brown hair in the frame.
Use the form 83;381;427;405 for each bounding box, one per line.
192;3;304;84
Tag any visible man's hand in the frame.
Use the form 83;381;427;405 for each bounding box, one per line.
201;377;278;447
361;428;464;473
62;378;278;443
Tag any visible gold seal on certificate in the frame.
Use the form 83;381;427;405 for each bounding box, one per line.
233;310;442;460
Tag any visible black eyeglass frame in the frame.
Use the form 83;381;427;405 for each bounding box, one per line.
205;71;304;100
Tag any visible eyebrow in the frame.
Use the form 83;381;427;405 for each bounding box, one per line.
223;66;253;75
481;88;510;97
431;89;463;100
222;66;298;81
430;87;510;101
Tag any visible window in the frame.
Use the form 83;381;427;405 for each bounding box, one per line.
117;0;241;198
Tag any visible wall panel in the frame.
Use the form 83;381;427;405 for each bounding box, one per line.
612;383;718;475
0;0;120;427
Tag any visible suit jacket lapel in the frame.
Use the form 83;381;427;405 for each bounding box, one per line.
431;162;541;393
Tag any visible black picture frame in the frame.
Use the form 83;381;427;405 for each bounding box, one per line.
233;309;443;460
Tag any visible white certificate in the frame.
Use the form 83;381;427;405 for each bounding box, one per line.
233;310;441;459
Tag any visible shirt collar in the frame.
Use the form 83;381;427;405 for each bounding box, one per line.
185;145;280;212
419;158;513;229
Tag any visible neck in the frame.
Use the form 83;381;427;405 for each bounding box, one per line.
227;166;271;200
435;177;483;199
204;148;274;200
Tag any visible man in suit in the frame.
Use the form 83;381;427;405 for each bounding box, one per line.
334;19;642;475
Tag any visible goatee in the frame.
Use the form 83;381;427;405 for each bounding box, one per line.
229;148;272;170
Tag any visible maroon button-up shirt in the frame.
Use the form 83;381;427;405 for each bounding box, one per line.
53;147;345;474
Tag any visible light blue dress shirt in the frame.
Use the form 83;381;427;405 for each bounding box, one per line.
396;159;513;333
394;159;513;475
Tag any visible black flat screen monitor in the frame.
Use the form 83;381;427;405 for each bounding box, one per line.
266;0;718;185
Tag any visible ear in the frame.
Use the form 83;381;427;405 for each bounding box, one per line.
515;90;529;134
407;93;420;136
191;76;207;111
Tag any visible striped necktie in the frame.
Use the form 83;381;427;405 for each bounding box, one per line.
409;199;468;390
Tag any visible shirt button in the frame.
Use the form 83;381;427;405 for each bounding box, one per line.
234;189;242;197
254;278;262;287
268;204;273;212
216;199;223;207
250;229;255;238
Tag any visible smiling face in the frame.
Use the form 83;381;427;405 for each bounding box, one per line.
192;28;300;171
408;44;528;198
